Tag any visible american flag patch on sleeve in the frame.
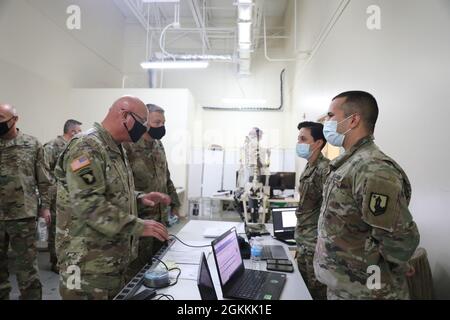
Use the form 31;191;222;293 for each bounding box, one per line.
71;156;91;172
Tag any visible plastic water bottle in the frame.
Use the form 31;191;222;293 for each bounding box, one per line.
37;217;48;242
250;237;263;270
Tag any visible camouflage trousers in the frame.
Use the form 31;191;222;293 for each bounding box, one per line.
59;271;126;300
297;246;327;300
0;218;42;300
125;236;163;283
326;282;411;300
48;210;57;270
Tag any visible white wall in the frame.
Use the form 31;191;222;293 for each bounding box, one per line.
289;0;450;299
0;0;126;142
163;53;296;150
69;89;196;198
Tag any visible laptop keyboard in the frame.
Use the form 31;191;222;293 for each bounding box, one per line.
232;270;268;299
262;245;288;260
263;246;273;259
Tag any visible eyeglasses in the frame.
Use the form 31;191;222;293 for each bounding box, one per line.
127;111;148;128
0;116;15;123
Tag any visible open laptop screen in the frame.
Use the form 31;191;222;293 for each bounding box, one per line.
197;252;218;300
212;229;242;286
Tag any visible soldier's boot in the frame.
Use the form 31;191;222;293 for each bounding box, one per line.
0;264;11;300
18;279;42;300
9;218;42;300
0;222;12;300
0;287;11;300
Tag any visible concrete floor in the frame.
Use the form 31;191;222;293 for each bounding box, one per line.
7;210;242;300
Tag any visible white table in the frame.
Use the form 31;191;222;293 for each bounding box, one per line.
131;220;312;300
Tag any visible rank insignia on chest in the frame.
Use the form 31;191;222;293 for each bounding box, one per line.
369;193;389;216
80;169;96;185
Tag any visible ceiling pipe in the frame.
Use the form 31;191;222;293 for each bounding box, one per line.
298;0;351;73
263;0;310;62
154;52;233;61
124;0;148;30
188;0;211;50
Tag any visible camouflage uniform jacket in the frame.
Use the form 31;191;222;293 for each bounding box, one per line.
314;135;420;299
43;135;67;212
54;123;145;275
295;153;330;252
124;138;180;220
0;130;50;220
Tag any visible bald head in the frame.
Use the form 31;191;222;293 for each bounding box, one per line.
0;104;19;139
0;104;18;120
110;96;148;122
102;96;148;143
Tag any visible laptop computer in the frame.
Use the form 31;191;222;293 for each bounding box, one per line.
203;227;230;238
271;207;297;245
197;252;218;300
256;208;296;259
211;228;286;300
261;244;289;260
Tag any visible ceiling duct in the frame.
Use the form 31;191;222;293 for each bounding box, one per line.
153;52;234;62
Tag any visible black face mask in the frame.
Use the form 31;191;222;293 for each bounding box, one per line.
148;126;166;140
124;113;147;143
0;118;13;136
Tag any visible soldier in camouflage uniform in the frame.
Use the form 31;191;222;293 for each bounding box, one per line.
295;121;329;300
124;104;181;276
0;103;51;300
54;97;171;300
43;119;82;273
314;91;420;300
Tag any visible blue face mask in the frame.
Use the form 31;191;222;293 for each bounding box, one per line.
296;143;312;159
323;114;354;147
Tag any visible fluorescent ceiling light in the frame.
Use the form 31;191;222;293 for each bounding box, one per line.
238;0;253;4
239;43;252;51
141;60;209;69
238;5;253;21
222;98;266;105
238;22;252;43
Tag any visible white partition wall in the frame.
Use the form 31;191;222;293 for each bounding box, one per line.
187;147;297;199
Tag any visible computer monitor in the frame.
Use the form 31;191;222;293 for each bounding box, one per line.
272;207;297;241
236;170;268;186
269;172;296;192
